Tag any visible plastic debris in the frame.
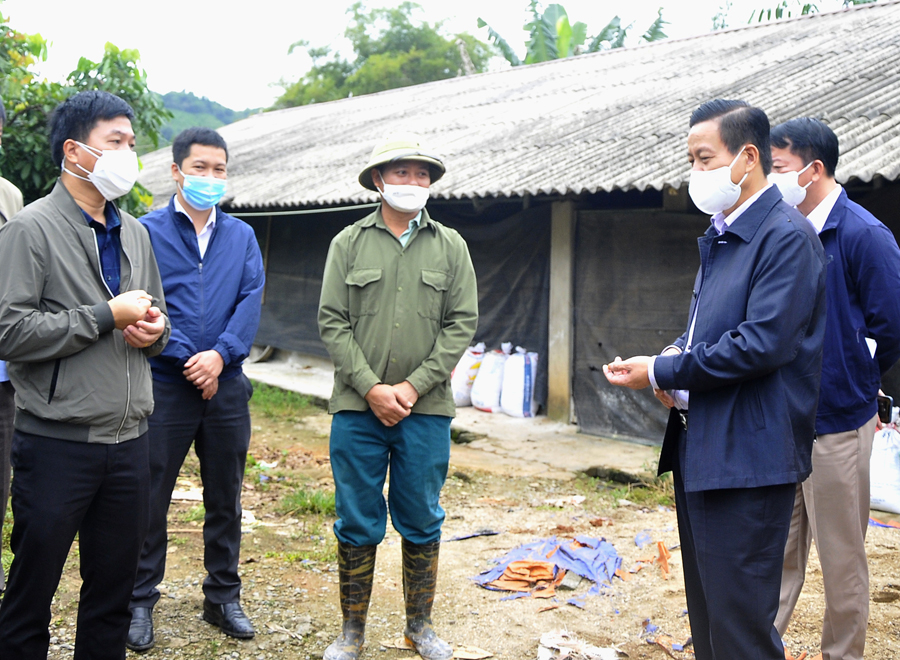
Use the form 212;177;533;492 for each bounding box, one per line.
537;630;621;660
634;531;652;548
444;529;502;542
869;516;900;529
258;460;279;469
474;536;621;600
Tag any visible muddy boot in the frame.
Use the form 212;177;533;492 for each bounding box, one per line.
324;542;377;660
402;538;453;660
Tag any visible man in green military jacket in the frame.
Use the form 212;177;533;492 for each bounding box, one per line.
318;135;478;660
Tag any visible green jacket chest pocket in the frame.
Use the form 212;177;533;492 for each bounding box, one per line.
346;268;383;318
418;269;452;321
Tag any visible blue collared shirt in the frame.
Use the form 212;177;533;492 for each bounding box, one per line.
397;211;423;248
82;204;122;296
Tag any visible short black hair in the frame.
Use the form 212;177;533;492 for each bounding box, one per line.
49;90;135;165
690;99;773;175
771;118;839;177
172;127;229;168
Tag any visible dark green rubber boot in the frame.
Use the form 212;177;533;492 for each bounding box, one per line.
324;542;377;660
402;538;453;660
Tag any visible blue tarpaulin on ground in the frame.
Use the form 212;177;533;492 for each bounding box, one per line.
474;536;622;596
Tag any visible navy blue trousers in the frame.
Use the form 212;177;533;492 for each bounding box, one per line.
0;431;150;660
330;410;451;546
673;431;795;660
131;375;252;608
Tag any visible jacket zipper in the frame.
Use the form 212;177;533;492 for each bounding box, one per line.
199;261;206;348
115;244;135;443
93;227;134;443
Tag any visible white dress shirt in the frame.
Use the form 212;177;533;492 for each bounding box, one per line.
805;184;842;235
174;196;217;259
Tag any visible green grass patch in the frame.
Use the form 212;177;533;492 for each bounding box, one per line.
609;478;674;508
278;487;336;517
178;504;206;523
2;502;12;578
249;380;316;422
265;541;337;564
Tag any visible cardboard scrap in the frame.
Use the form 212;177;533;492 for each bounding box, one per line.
453;646;494;659
657;541;672;579
486;559;563;598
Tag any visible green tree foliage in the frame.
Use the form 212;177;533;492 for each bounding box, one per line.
0;13;171;214
480;2;669;67
273;2;493;108
749;0;877;23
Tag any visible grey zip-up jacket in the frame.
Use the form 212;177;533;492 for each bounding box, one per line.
0;181;171;443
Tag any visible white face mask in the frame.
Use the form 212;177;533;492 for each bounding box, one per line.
378;182;430;214
63;141;139;201
768;162;813;207
688;147;748;215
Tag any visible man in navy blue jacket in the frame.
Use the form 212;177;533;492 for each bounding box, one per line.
126;128;265;651
769;118;900;660
605;100;827;660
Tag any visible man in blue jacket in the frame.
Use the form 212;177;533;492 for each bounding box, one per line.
604;100;827;660
126;128;265;651
769;118;900;660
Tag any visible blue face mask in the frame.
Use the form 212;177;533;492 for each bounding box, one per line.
178;168;227;210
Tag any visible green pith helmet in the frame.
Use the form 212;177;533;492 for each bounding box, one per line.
358;134;445;191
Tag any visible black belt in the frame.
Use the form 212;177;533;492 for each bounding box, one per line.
678;410;688;430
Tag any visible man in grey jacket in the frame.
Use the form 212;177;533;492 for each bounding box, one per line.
0;90;170;660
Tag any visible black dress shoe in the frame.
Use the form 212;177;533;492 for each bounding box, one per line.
202;599;255;639
126;607;155;652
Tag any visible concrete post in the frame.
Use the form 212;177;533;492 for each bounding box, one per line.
548;200;575;422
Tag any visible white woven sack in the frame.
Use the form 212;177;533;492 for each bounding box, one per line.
470;345;511;413
500;347;539;418
451;342;486;407
870;427;900;514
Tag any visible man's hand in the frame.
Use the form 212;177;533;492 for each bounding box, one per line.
123;306;166;349
365;383;411;427
184;350;225;390
654;388;676;409
392;381;419;410
199;377;219;401
603;356;652;390
110;290;152;330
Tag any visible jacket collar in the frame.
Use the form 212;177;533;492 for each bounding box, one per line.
707;185;783;243
49;178;116;233
820;187;849;233
360;205;435;232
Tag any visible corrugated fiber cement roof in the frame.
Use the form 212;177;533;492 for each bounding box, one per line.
139;0;900;210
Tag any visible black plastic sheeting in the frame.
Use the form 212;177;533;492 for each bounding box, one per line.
572;210;710;445
242;201;550;409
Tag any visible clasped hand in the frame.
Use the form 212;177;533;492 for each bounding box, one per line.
113;290;166;350
366;381;419;427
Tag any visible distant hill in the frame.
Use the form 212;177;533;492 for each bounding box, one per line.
154;91;258;147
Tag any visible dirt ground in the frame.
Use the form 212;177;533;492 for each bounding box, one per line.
39;407;900;660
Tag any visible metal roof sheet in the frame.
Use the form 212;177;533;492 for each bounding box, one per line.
139;0;900;209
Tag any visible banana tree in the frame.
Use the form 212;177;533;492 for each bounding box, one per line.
479;2;668;66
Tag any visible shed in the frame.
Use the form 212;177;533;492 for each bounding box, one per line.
140;0;900;444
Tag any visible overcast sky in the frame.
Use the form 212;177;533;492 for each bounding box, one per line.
3;0;857;110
